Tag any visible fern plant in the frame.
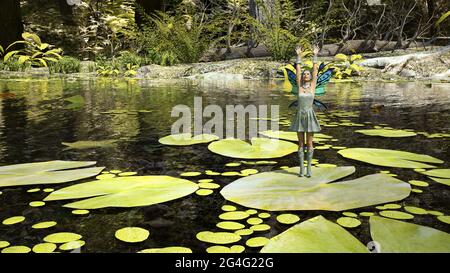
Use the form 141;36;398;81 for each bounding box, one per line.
3;32;62;68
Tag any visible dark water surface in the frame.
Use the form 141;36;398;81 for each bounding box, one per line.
0;78;449;253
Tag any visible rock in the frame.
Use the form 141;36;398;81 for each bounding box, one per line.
399;69;416;78
24;67;50;77
187;72;244;82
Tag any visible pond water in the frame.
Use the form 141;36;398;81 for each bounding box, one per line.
0;77;449;253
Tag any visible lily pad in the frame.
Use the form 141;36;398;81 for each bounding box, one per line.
138;247;192;253
62;140;118;150
221;167;410;211
115;227;149;243
246;237;269;248
196;231;241;244
32;243;57;253
44;232;82;244
408;180;429;187
159;133;219;146
219;211;250;221
221;205;237;212
276;214;300;224
404;206;428;215
0;241;10;248
208;138;298;159
379;210;414;220
369;216;450;252
196;189;213;196
247;218;263;225
437;216;450;224
1;246;31;253
261;216;368;253
29;201;45;207
428;177;450;186
206;245;245;253
0;161;104;187
419;169;450;178
250;224;271;232
336;217;361;228
235;229;254;236
355;129;417;138
2;216;25;225
337;148;443;169
72;210;89;215
59;240;85;251
216;221;246;230
44;176;198;209
32;221;57;229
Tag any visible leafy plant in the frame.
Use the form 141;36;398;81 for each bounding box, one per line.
137;1;211;66
49;56;81;74
96;65;120;77
331;53;364;79
3;32;62;67
124;63;138;77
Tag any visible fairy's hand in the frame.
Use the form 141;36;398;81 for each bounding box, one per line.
295;45;303;56
313;45;320;55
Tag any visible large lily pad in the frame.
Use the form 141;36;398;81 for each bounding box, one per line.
369;216;450;252
428;177;450;186
44;176;199;209
62;140;118;150
220;167;411;211
355;129;417;138
337;148;443;169
259;130;333;142
0;161;104;188
419;169;450;179
261;216;369;253
208;138;298;159
159;133;219;146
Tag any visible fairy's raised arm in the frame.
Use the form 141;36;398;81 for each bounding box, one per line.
295;46;302;93
310;45;320;93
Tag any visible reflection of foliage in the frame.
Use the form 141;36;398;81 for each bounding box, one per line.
3;32;62;68
331;54;364;79
137;1;211;65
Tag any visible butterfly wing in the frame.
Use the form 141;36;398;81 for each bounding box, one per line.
315;68;334;95
313;99;328;111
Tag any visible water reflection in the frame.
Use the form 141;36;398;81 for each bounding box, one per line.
0;78;448;252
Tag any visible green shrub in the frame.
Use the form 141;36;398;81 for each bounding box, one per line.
115;51;149;69
4;32;62;67
331;53;364;79
138;8;211;66
0;59;30;71
49;56;81;74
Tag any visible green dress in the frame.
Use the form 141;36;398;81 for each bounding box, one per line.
289;92;321;132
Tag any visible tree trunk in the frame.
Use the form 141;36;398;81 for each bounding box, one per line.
58;0;76;26
135;0;165;28
0;0;23;49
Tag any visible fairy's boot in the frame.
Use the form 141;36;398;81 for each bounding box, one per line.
306;147;314;178
298;147;305;177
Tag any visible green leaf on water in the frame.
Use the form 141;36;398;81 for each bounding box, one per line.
44;176;199;209
338;148;443;169
261;216;368;253
208;138;298;159
369;216;450;252
221;167;410;211
0;161;104;188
